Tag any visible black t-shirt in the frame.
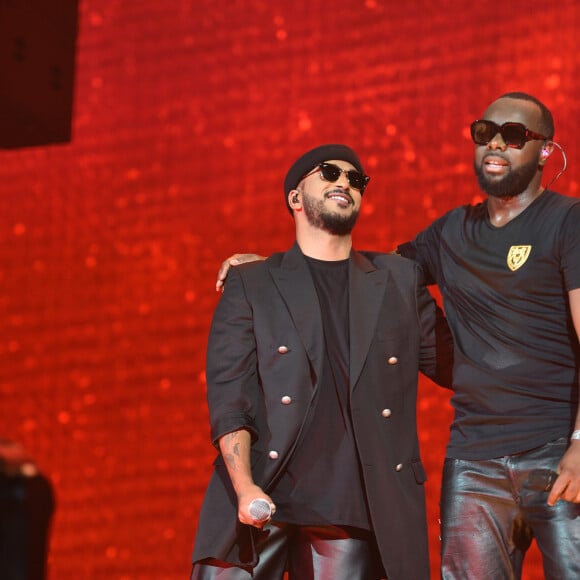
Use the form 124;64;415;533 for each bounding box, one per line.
399;190;580;459
270;256;370;529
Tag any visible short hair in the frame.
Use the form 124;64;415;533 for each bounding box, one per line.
498;91;554;139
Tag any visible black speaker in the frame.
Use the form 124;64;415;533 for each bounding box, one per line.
0;473;55;580
0;0;79;149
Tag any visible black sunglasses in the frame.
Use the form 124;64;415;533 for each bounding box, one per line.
470;120;548;149
302;162;370;193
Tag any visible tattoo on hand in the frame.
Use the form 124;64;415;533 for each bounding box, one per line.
224;453;237;471
222;433;242;471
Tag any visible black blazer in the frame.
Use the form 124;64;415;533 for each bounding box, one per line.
192;243;453;580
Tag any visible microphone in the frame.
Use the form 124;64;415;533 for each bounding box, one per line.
248;498;273;522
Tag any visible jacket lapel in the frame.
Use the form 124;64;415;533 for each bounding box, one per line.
349;251;389;390
269;243;325;385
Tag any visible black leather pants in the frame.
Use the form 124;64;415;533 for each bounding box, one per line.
191;523;385;580
440;438;580;580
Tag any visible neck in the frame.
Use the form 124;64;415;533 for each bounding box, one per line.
295;227;352;260
487;178;545;227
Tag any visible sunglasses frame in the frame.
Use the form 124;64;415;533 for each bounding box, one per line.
470;119;548;149
301;162;370;192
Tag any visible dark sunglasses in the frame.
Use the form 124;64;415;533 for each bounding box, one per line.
470;119;548;149
302;162;370;192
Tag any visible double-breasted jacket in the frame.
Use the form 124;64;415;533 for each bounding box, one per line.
192;243;453;580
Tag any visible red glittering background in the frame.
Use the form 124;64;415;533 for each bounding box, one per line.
0;1;578;578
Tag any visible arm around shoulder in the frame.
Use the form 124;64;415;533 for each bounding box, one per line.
215;253;267;292
413;262;454;388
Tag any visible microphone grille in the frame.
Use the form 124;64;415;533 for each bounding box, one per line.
248;498;272;522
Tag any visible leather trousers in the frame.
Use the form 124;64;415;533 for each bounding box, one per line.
440;438;580;580
191;523;385;580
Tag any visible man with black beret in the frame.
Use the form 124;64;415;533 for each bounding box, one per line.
191;144;453;580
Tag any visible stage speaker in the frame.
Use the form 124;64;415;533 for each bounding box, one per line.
0;0;79;149
0;473;55;580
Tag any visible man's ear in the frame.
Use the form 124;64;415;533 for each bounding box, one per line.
289;190;301;206
539;141;554;166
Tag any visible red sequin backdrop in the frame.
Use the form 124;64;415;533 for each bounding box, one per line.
0;1;578;578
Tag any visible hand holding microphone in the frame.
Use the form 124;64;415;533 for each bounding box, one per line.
236;484;276;527
248;498;275;523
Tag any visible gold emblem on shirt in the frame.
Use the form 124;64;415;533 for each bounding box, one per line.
507;245;531;271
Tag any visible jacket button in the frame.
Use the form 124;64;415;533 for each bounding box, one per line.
278;345;289;354
387;356;398;365
395;463;403;471
381;408;392;418
269;450;279;460
281;395;292;405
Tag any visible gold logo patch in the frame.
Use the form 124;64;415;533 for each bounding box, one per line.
507;245;531;271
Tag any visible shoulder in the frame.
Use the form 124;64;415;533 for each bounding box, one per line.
363;250;414;266
357;250;422;276
435;202;484;226
525;191;580;229
226;252;291;294
232;252;285;276
410;202;481;244
541;190;580;210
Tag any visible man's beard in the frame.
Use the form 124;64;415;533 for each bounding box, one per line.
474;157;539;198
302;191;359;235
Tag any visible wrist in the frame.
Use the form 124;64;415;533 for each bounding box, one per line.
571;429;580;441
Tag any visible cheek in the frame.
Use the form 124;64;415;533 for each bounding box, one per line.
473;147;486;165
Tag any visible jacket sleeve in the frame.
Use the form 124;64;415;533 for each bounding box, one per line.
205;266;261;446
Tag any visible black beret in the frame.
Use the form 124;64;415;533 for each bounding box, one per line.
283;144;365;212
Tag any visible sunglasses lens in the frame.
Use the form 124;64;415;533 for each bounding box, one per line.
347;172;367;190
471;120;497;145
501;123;527;148
319;164;341;182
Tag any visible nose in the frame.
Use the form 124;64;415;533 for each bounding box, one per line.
488;132;507;151
336;169;350;188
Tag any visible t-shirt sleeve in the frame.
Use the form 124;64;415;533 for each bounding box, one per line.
397;213;449;286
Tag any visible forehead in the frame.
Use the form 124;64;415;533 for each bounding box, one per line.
482;98;542;128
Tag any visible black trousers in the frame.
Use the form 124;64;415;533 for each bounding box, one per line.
440;438;580;580
191;523;385;580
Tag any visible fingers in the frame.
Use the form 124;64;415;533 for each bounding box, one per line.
253;502;276;529
215;255;242;292
547;473;580;506
215;254;266;292
547;444;580;506
547;476;565;506
248;498;277;528
238;495;276;529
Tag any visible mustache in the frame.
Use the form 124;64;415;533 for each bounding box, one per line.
483;152;509;163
